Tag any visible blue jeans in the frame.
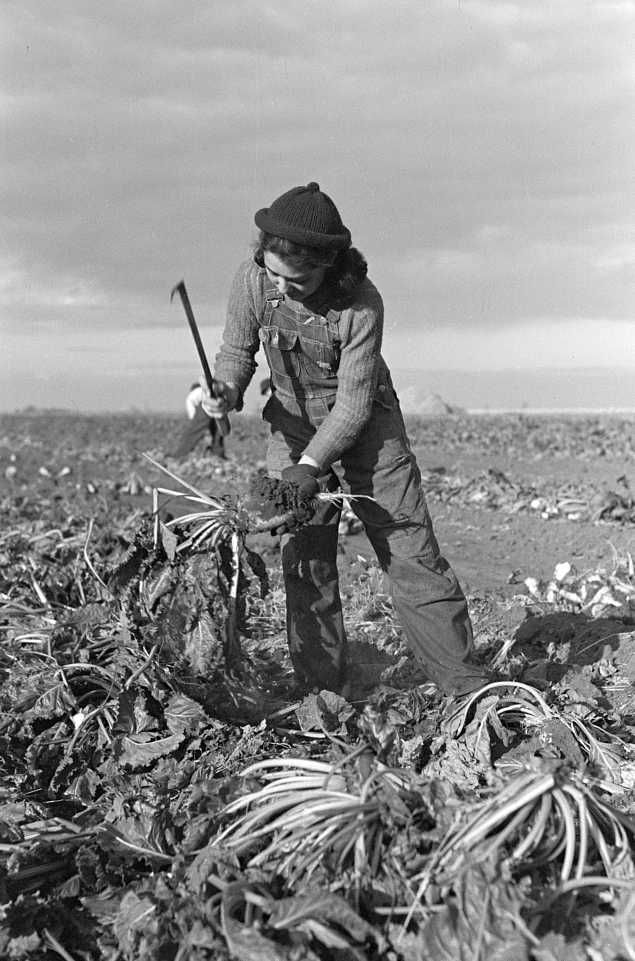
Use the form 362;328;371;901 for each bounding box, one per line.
266;386;487;696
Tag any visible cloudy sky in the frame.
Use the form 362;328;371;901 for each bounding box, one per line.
2;0;634;411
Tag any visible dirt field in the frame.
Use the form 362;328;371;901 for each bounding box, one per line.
1;410;633;960
344;439;633;597
1;408;633;676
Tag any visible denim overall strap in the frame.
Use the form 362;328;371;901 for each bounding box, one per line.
260;284;297;396
259;280;341;424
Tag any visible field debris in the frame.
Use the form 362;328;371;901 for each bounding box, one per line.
421;467;634;525
522;551;635;621
0;410;633;960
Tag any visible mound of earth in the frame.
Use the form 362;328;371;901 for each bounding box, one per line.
398;388;465;416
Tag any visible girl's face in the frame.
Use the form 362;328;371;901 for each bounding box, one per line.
263;251;327;300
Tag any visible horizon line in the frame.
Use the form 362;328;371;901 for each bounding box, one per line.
3;405;635;417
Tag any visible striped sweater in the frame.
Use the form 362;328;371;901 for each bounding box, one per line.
214;258;388;468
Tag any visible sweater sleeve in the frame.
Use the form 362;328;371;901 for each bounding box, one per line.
213;260;262;393
303;285;384;468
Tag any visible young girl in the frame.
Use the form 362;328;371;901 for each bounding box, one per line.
204;182;487;697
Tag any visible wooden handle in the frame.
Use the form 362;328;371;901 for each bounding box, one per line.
171;279;231;437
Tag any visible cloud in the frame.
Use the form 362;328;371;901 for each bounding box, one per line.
387;226;635;325
1;0;633;356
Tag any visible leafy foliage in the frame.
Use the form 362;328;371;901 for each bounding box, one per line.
0;410;633;960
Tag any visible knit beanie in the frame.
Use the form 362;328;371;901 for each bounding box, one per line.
254;182;351;249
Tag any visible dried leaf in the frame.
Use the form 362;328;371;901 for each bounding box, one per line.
113;891;156;954
532;932;587;961
269;890;381;947
417;861;531;961
164;693;207;735
221;883;296;961
294;690;355;733
159;521;178;561
113;731;184;769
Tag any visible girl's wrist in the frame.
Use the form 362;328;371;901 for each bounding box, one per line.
298;454;319;469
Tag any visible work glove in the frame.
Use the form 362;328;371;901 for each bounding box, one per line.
281;463;321;499
200;380;242;418
272;464;321;536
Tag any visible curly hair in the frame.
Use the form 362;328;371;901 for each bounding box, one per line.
254;231;368;304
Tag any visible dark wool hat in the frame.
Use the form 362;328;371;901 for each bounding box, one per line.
254;182;351;249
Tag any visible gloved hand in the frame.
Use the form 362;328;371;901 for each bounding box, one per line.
200;380;241;419
272;464;321;536
282;463;320;500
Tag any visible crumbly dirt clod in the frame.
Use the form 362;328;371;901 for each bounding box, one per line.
248;471;316;523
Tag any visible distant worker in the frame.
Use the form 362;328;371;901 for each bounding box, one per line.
171;382;226;459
